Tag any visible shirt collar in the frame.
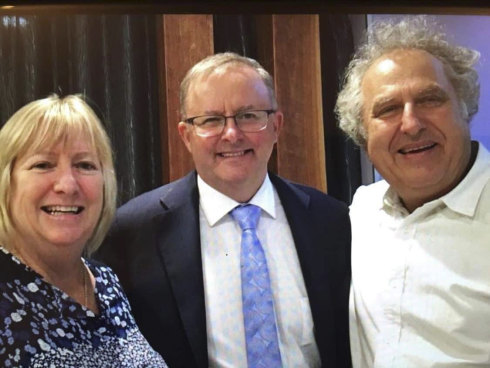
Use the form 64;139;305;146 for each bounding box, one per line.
442;142;490;217
382;184;410;216
197;174;276;227
381;142;490;217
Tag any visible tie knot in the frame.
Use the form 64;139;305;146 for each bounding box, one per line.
230;204;261;231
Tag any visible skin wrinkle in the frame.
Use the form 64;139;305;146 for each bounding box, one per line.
371;85;450;119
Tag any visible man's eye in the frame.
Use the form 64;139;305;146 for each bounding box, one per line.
238;112;259;120
374;105;400;118
199;116;223;126
417;95;446;107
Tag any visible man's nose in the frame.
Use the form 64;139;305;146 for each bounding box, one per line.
221;117;244;142
400;103;425;136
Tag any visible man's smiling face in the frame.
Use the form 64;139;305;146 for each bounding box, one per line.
178;64;282;201
361;48;472;210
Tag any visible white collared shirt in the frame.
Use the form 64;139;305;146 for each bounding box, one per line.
198;174;320;368
349;143;490;367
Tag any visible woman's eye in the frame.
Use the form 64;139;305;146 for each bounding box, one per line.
30;161;54;170
76;161;98;171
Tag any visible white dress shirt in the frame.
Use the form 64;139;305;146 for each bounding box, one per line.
198;174;321;368
349;142;490;368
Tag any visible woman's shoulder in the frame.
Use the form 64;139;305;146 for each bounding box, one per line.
84;258;127;299
84;258;118;281
84;258;134;318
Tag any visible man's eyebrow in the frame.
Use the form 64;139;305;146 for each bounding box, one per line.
414;85;450;99
370;85;450;112
237;105;255;111
201;110;223;116
202;105;256;115
371;96;399;112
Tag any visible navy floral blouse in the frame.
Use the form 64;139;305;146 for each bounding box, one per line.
0;247;167;367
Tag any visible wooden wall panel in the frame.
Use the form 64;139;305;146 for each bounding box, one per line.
272;15;327;193
158;14;213;183
254;15;278;173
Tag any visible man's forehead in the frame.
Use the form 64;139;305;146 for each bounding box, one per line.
193;64;258;85
184;64;271;115
366;49;447;79
187;65;266;100
373;48;435;64
362;50;453;95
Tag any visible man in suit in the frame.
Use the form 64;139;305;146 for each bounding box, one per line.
97;52;351;368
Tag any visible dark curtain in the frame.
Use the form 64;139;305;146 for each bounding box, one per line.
0;14;161;205
213;15;258;60
320;14;362;204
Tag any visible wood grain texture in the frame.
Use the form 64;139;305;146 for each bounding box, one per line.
254;15;278;174
158;14;213;182
272;14;327;192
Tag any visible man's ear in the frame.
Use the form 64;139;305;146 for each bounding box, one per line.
272;111;284;141
178;121;193;153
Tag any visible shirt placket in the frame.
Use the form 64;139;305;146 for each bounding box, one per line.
374;211;415;368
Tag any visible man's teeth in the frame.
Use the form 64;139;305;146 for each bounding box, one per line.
401;143;436;154
42;206;82;215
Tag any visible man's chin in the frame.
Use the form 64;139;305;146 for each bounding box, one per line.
392;171;452;195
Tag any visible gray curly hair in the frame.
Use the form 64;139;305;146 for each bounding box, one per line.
335;16;480;147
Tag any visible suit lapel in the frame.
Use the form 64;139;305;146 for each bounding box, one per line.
153;172;208;368
270;174;334;360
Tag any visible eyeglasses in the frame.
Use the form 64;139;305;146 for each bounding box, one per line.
183;109;276;137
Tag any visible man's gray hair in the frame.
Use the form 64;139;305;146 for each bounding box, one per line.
179;52;277;118
335;16;480;147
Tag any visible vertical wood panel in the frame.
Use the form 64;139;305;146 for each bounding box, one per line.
158;14;213;182
254;15;278;173
272;15;327;192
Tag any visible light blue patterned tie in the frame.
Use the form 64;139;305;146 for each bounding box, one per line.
230;204;282;368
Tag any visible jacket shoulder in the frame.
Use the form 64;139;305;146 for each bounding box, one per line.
116;173;195;222
272;174;349;213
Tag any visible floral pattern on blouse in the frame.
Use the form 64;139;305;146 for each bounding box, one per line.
0;247;167;368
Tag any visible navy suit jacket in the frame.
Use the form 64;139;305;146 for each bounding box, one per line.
96;171;352;368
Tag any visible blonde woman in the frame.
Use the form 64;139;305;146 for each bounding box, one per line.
0;95;167;367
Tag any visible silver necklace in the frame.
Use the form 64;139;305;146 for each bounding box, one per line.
82;262;88;307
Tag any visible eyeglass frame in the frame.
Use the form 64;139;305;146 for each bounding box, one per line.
183;109;277;137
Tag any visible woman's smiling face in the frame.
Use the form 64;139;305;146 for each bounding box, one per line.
9;135;104;255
